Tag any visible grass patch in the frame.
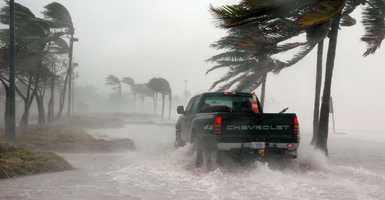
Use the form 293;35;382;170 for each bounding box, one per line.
0;143;72;179
13;126;135;153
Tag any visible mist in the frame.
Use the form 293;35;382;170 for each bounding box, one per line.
1;0;385;200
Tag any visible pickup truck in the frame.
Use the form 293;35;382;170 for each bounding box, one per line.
175;92;300;169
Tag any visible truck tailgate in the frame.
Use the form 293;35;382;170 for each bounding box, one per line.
217;113;299;143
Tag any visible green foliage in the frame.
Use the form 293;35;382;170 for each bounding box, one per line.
122;76;135;86
43;2;74;32
105;74;120;86
361;0;385;56
208;0;385;92
147;77;171;94
0;143;72;179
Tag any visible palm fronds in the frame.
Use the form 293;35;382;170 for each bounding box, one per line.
361;0;385;56
43;2;73;32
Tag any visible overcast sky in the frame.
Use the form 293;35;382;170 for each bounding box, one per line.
3;0;385;131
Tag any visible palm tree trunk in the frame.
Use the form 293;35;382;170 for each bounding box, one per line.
311;40;324;145
317;16;341;155
67;33;74;117
48;76;55;122
56;68;70;119
161;93;165;119
260;73;267;109
118;83;122;98
36;94;46;126
153;93;157;114
168;91;172;120
19;100;31;129
18;78;37;129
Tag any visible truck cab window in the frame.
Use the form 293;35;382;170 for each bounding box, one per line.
199;95;255;113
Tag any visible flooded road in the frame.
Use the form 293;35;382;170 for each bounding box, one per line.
1;124;385;200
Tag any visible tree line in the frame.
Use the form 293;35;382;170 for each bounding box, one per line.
0;1;77;132
105;75;173;120
207;0;385;154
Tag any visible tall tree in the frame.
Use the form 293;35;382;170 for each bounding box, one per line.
132;83;153;110
43;2;76;117
207;23;328;92
317;16;341;155
105;75;122;97
147;78;172;119
210;0;385;154
311;41;324;145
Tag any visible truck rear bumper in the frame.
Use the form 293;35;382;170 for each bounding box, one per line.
217;142;265;150
217;142;298;159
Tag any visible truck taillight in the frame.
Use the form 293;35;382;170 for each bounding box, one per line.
251;94;260;113
214;115;222;135
293;115;300;137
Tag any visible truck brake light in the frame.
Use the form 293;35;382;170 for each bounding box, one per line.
214;115;222;135
293;115;300;137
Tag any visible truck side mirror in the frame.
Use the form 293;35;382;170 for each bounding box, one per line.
177;106;185;115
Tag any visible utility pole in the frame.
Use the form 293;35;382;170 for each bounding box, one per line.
7;0;16;144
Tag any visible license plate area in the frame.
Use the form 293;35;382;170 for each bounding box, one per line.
252;142;265;149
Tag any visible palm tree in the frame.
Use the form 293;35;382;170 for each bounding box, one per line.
207;23;328;93
131;83;154;111
311;41;324;145
147;78;161;113
43;2;76;117
316;0;385;154
122;76;135;89
210;0;385;154
0;2;63;128
121;76;135;102
147;78;172;119
105;75;122;97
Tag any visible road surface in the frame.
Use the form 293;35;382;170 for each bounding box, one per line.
1;124;385;200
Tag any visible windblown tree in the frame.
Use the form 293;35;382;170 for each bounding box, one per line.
147;77;172;119
0;2;76;131
105;75;122;97
131;83;154;110
122;77;135;90
210;0;385;154
0;2;70;128
315;0;385;154
122;76;135;96
43;2;77;118
207;24;328;107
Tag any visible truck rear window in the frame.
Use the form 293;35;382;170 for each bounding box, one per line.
199;95;256;113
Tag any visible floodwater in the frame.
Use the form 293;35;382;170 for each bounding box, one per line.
1;123;385;200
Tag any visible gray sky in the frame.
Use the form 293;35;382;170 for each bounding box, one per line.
5;0;385;131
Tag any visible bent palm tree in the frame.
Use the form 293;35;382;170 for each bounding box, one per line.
147;78;172;119
210;0;385;154
105;75;122;97
43;2;76;117
207;23;328;93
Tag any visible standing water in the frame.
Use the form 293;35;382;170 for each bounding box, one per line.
0;124;384;200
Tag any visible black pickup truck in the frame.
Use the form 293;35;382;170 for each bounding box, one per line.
175;92;300;168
